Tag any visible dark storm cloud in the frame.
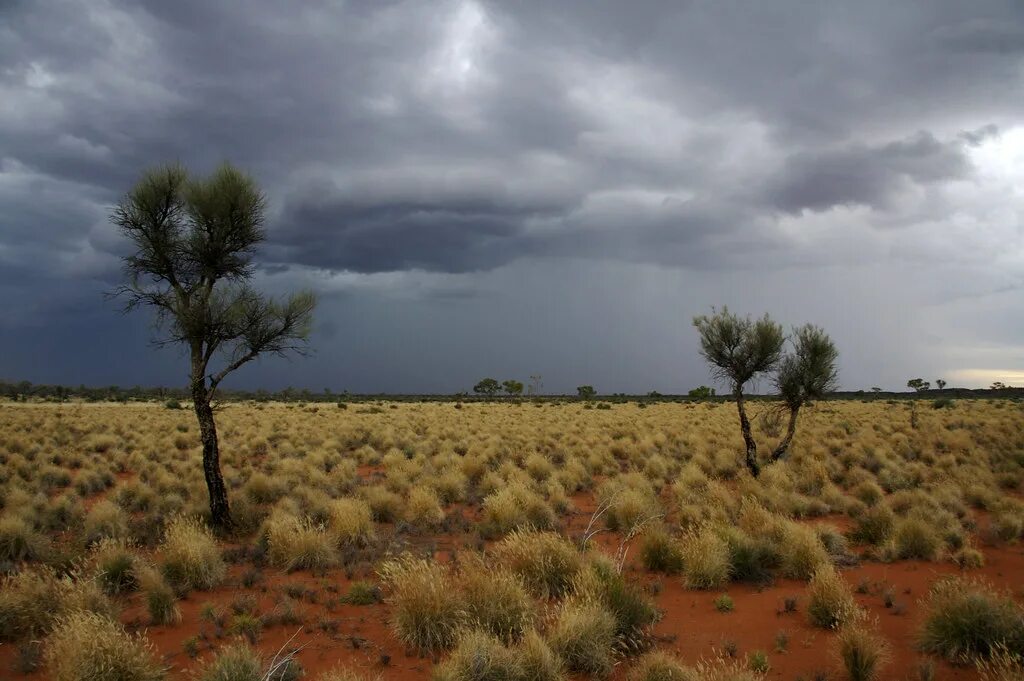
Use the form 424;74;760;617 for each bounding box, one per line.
768;132;974;214
1;0;1022;390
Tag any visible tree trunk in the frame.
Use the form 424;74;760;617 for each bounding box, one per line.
770;406;800;462
734;388;760;478
190;348;231;529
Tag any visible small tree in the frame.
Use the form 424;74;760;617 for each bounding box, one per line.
111;162;316;528
693;307;785;477
473;378;501;398
990;381;1007;390
907;378;930;392
770;325;839;461
576;385;597;400
935;379;946;390
687;385;716;399
502;379;523;398
870;386;882;393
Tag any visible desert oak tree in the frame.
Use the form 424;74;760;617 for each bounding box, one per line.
693;308;784;477
111;162;316;528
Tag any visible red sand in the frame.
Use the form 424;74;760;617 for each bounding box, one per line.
2;495;1022;681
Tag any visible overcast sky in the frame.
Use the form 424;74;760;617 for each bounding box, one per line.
2;1;1023;393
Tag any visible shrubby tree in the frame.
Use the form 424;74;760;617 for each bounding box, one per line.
770;325;839;461
576;385;597;400
935;379;946;390
502;379;523;398
907;378;930;392
693;307;785;477
111;162;316;528
473;378;500;397
687;385;716;399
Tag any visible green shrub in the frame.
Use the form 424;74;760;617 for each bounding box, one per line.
492;529;583;599
379;555;465;652
806;565;859;629
747;650;769;674
343;581;381;605
160;516;225;592
719;527;778;585
714;593;734;613
45;611;164;681
918;577;1024;662
547;599;618;678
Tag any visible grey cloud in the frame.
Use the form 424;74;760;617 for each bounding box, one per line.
1;0;1022;391
768;132;973;214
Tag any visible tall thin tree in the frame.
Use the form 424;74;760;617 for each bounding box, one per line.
693;307;785;477
111;162;316;527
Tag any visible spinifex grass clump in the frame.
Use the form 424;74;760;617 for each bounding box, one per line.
91;538;141;595
45;611;164;681
263;510;336;571
0;513;51;562
326;497;375;547
572;556;660;654
680;524;731;589
160;516;225;593
0;567;116;642
379;555;465;652
461;556;536;643
628;651;699;681
640;525;685;574
834;624;890;681
806;565;859;629
918;577;1024;663
480;482;556;538
547;599;618;678
492;529;583;599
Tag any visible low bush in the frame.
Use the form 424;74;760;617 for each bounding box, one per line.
806;565;859;629
379;555;465;652
404;487;445;530
160;516;225;593
45;611;164;681
516;629;565;681
848;504;895;545
918;577;1024;662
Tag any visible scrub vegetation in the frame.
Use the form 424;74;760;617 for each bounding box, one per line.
0;396;1021;681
